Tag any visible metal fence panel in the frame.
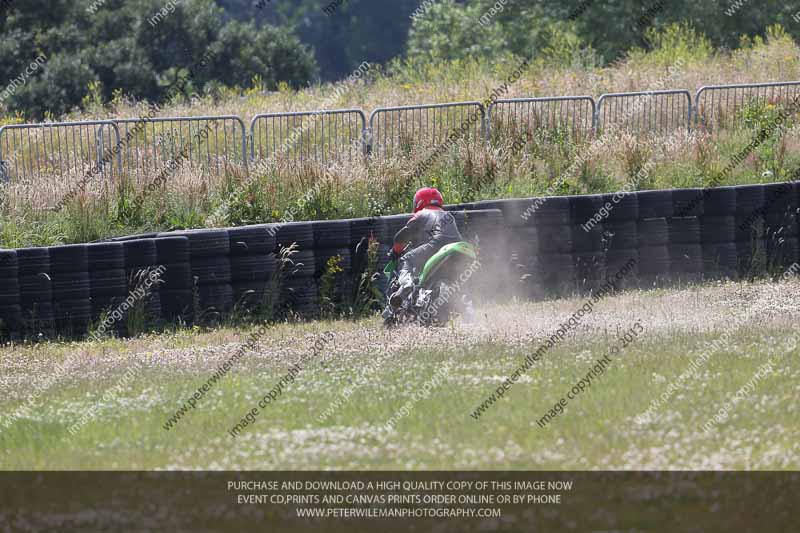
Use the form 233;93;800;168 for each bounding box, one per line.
0;120;121;184
7;79;800;187
595;90;692;135
368;102;485;159
250;109;366;167
695;81;800;131
112;115;247;180
487;96;595;145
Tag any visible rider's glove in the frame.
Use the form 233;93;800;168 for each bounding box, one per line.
389;242;404;261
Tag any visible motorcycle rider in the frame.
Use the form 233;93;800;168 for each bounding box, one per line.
387;187;463;309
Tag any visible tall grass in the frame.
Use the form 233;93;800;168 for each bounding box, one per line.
1;26;800;247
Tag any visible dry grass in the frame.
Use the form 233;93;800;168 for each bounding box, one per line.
2;29;800;246
1;277;798;469
55;27;800;122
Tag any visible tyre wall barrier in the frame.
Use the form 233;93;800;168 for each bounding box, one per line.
0;181;797;339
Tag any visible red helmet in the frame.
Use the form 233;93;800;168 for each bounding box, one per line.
412;187;444;213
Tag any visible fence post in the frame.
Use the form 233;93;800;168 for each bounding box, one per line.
362;125;372;158
95;126;106;180
482;104;490;143
0;127;6;183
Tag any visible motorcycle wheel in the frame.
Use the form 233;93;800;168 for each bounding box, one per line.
416;282;451;327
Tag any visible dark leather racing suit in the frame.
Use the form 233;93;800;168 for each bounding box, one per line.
393;207;463;280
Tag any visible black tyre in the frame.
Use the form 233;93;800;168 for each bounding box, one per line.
765;213;799;238
49;244;88;272
604;221;637;250
125;265;165;295
53;298;92;336
0;249;18;274
374;215;412;244
481;198;536;227
144;290;163;325
637;189;673;219
280;276;319;317
737;238;767;278
91;296;128;322
197;283;234;315
0;304;22;336
155;236;191;264
20;301;54;334
700;216;736;244
349;217;378;246
312;220;352;248
111;232;161;242
159;262;193;290
229;225;277;256
703;243;739;279
735;215;765;242
0;251;19;306
275;222;314;251
445;202;476;211
0;283;19;305
90;269;128;297
16;247;49;276
52;271;90;300
462;208;504;231
538;224;574;254
734;184;765;216
161;229;230;258
672;188;705;217
160;289;194;322
703;186;737;216
510;226;540;258
572;223;606;252
123;239;157;268
233;280;273;311
538;252;576;295
460;209;504;248
20;273;52;304
231;254;277;282
191;257;232;285
762;181;796;216
603;192;639;222
669;244;703;274
516;196;571;226
638;218;668;247
87;242;125;271
638;245;670;276
606;249;639;289
668;217;701;244
573;251;607;294
280;249;316;278
471;199;507;210
768;236;800;270
569;194;605;224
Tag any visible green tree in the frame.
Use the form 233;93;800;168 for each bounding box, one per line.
0;0;316;119
216;0;420;80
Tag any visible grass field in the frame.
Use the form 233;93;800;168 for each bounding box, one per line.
1;278;798;470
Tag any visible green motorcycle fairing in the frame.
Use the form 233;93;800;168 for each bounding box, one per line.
383;241;478;284
419;241;477;286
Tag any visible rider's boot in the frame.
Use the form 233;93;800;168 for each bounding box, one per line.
389;270;414;309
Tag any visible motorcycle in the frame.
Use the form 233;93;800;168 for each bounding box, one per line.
381;241;478;327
